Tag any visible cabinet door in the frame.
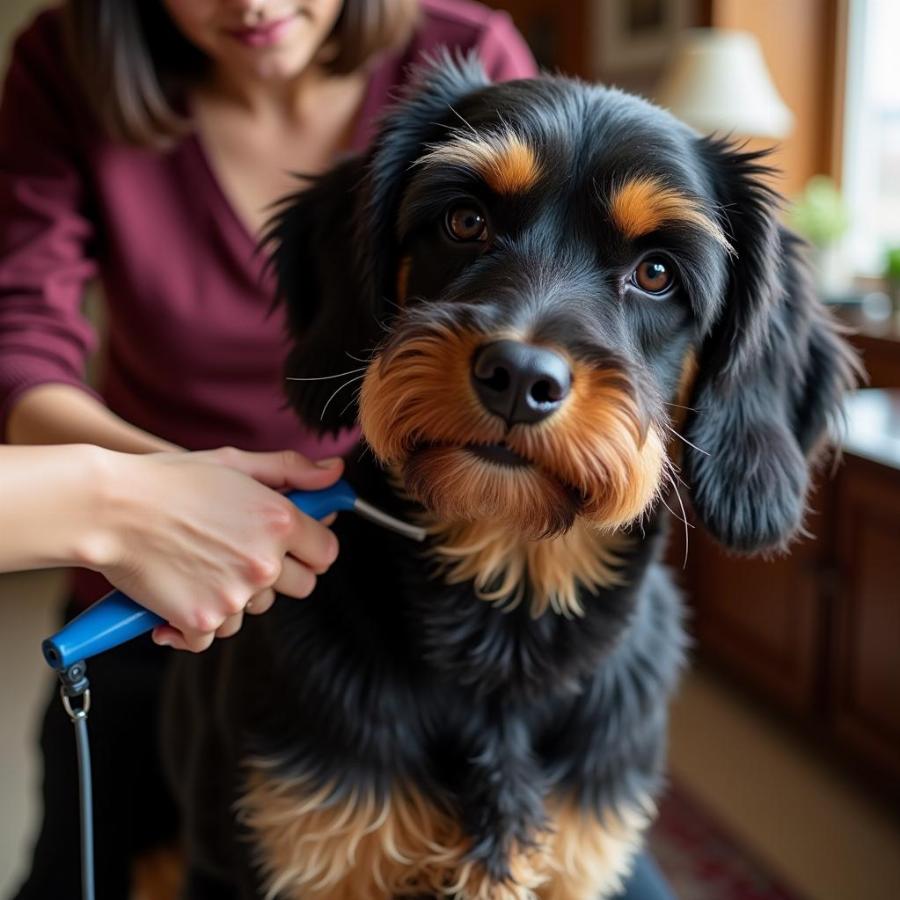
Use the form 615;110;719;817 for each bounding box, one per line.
687;481;833;714
833;457;900;786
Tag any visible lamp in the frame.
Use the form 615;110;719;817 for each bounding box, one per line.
655;29;793;138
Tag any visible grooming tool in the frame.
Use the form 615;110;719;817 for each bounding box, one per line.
42;478;425;670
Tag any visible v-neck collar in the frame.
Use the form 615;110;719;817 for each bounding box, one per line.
186;130;262;259
183;66;383;264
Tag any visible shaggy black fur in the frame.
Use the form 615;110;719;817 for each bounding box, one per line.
163;56;857;899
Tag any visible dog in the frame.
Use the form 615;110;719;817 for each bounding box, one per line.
163;55;858;899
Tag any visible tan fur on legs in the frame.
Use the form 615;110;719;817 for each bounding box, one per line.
539;800;651;900
238;763;548;900
239;764;651;900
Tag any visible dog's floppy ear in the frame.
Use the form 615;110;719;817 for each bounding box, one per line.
270;157;372;433
271;52;490;434
682;138;860;552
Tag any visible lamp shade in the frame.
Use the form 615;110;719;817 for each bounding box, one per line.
655;29;793;138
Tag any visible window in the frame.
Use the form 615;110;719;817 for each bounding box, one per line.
843;0;900;275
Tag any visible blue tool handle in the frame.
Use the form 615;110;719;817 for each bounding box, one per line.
41;479;357;670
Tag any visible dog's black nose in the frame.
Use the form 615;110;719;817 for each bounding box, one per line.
471;340;571;425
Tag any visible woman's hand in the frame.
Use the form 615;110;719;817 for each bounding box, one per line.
81;447;343;652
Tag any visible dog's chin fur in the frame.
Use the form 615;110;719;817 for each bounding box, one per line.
402;445;578;539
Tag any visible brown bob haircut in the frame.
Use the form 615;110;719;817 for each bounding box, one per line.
63;0;420;148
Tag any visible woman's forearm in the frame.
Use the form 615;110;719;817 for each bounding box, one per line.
0;443;116;571
5;384;178;453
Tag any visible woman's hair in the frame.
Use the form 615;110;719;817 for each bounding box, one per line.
62;0;420;148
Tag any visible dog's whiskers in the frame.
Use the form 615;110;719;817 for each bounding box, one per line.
656;461;692;569
345;350;375;364
663;401;698;413
663;422;710;456
320;374;366;421
286;367;365;383
668;465;689;490
380;296;406;315
355;441;376;465
447;104;478;136
671;476;692;569
338;382;366;420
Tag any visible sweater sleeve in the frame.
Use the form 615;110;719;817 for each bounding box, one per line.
476;9;539;82
0;13;100;439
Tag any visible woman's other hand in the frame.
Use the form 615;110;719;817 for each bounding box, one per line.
81;447;343;652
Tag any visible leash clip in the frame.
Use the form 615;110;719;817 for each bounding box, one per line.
58;660;91;722
61;688;91;721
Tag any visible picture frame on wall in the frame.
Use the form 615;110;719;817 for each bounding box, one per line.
595;0;695;74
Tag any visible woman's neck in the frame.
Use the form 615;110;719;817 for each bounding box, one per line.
187;62;368;238
199;61;339;123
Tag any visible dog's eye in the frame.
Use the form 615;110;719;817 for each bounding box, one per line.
633;258;674;295
445;205;489;242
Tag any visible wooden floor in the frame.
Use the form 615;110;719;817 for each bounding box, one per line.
668;664;900;900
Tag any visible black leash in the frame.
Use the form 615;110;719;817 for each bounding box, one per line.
57;661;94;900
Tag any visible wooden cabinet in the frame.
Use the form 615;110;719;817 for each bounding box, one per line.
832;434;900;786
850;330;900;389
687;390;900;793
689;505;831;715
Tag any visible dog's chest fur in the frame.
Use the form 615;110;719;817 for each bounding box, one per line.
168;463;683;899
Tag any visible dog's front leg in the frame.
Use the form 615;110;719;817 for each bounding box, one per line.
451;705;550;899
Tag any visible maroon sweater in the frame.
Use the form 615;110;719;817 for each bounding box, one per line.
0;0;535;604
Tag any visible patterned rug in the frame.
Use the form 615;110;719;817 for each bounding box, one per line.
648;783;806;900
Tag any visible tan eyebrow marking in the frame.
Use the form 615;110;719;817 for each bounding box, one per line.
609;175;731;250
417;130;542;194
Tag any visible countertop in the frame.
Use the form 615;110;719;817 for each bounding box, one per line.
841;389;900;470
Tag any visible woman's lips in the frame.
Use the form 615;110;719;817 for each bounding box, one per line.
228;15;297;48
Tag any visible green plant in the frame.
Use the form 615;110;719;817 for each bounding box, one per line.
885;246;900;282
788;175;849;248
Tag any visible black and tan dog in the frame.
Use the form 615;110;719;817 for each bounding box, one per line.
164;56;857;899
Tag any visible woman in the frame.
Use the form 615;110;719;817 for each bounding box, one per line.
0;1;671;896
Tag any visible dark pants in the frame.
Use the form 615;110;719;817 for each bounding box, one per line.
10;605;177;900
616;853;676;900
11;606;675;900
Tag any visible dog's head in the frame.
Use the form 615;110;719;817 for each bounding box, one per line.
272;56;857;551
